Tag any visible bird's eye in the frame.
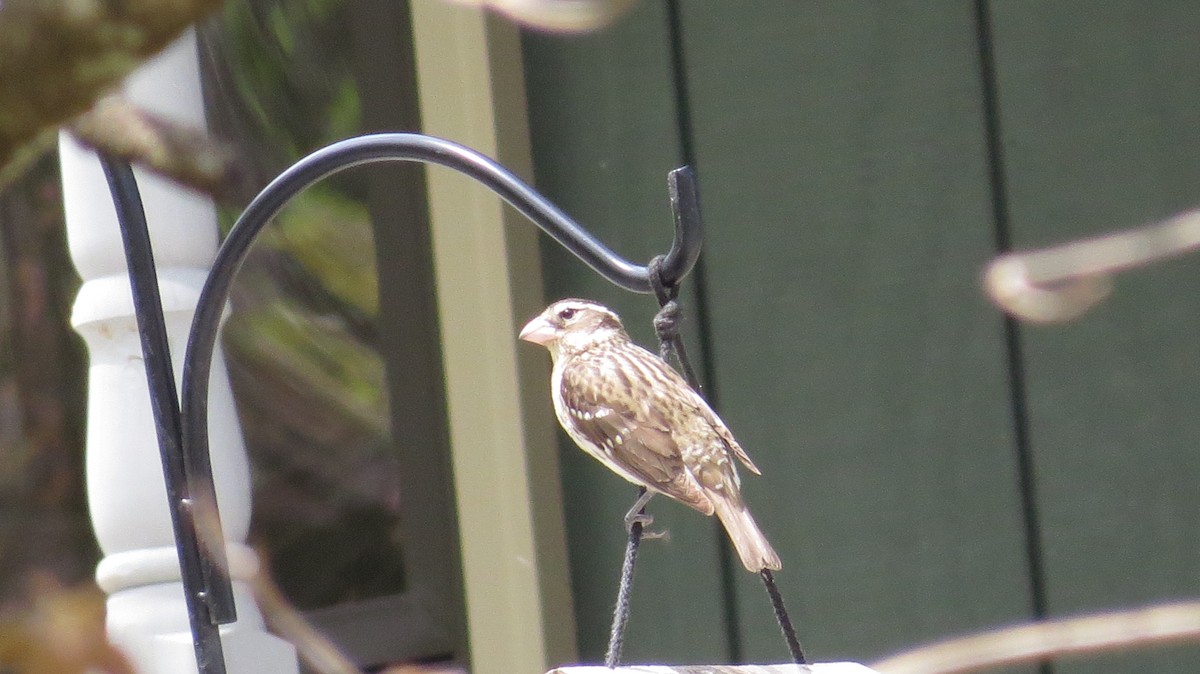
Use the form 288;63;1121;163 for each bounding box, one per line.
557;307;578;321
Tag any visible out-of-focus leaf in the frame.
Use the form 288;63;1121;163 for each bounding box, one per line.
224;298;387;439
216;0;359;159
0;0;228;187
0;578;134;674
267;186;379;317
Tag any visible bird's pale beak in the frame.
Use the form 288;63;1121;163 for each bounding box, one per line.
519;315;557;345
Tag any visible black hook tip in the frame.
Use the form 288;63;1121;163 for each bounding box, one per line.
662;166;704;288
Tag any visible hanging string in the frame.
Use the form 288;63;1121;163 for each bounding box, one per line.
761;568;806;663
649;280;700;384
603;254;692;667
652;255;808;665
605;251;694;665
604;486;647;668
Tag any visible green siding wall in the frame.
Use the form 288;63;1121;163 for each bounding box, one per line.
523;2;1200;670
991;3;1200;672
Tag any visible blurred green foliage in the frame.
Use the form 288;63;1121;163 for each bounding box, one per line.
207;0;409;610
217;0;360;157
268;187;379;318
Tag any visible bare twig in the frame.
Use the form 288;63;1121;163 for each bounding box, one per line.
188;489;365;674
984;207;1200;323
251;570;365;674
70;96;245;200
870;600;1200;674
445;0;638;32
0;0;227;186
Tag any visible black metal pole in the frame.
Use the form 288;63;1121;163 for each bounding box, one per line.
100;157;232;674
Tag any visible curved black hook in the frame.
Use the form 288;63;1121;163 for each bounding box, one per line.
241;133;701;293
180;132;703;620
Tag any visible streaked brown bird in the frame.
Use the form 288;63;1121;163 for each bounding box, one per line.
519;298;781;572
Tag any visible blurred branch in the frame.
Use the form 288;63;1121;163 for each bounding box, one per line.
985;207;1200;323
871;600;1200;674
0;153;90;519
70;96;246;200
0;0;227;188
0;0;635;193
441;0;637;32
252;569;364;674
190;490;364;674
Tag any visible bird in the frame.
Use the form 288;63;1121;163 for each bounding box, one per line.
519;298;781;572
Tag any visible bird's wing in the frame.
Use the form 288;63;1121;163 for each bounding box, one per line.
703;405;762;476
561;359;714;514
653;359;764;477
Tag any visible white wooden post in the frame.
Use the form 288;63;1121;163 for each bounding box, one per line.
59;32;299;674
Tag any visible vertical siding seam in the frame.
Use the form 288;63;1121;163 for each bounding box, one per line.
663;0;744;663
972;5;1052;673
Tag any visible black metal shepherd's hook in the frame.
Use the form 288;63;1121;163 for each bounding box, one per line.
150;133;703;673
107;130;807;674
100;157;233;674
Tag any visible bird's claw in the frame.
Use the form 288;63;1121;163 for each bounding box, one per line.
625;512;669;540
641;527;670;541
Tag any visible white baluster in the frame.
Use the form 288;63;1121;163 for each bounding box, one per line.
60;31;299;674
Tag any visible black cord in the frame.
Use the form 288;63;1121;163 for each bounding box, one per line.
761;569;806;664
647;256;699;382
604;487;647;668
651;256;808;665
604;256;696;668
603;256;692;666
99;156;231;674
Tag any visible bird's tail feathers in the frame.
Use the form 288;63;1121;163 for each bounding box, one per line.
712;495;782;572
